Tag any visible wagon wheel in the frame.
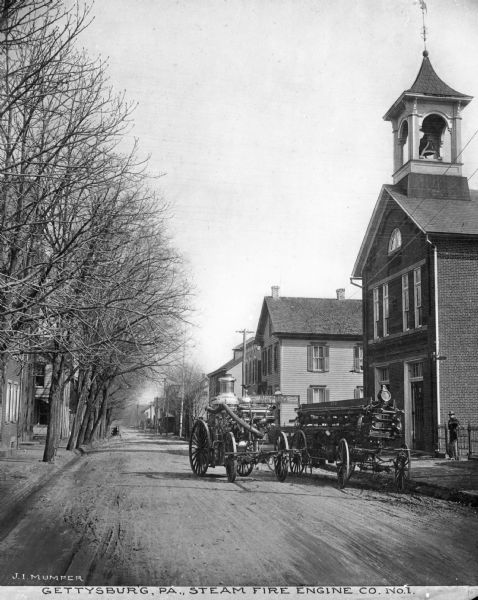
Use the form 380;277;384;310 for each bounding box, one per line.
189;419;211;477
237;461;254;477
336;438;351;489
274;431;289;482
224;432;237;483
394;443;411;492
290;430;307;475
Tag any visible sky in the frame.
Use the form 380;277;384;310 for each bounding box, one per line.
77;0;478;375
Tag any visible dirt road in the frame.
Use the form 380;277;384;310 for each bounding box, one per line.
0;429;477;586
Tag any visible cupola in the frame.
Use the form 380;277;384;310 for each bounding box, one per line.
384;51;472;186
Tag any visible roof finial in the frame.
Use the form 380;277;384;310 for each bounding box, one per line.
419;0;428;53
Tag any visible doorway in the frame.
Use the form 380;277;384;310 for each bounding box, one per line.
407;361;424;450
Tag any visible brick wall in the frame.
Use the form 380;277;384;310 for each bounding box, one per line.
437;238;478;427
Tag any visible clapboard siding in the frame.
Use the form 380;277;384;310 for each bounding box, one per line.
280;338;363;403
259;315;281;392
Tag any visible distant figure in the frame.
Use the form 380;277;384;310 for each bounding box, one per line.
447;411;460;460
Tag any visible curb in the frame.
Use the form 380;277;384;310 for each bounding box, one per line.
310;461;478;506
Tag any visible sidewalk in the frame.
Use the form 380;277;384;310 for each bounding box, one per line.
1;435;478;510
0;438;82;524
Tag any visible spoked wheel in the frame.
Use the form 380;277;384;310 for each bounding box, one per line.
274;431;289;482
237;461;254;477
290;430;307;475
394;443;411;492
189;420;211;477
224;432;237;483
336;438;351;489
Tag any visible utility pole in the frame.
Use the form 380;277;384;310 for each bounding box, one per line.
162;378;168;437
153;397;159;434
236;328;254;397
179;333;186;439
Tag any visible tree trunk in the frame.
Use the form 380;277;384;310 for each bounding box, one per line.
106;407;113;433
43;354;64;463
21;358;35;441
83;405;97;445
75;376;97;449
0;357;5;445
67;368;91;450
88;385;108;442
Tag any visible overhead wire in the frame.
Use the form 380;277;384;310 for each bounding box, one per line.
346;121;478;301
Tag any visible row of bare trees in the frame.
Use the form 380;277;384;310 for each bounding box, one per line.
1;1;191;461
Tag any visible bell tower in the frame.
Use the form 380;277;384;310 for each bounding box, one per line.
384;50;472;186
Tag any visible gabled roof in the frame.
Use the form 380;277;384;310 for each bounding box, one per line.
207;355;242;378
384;52;472;121
387;187;478;234
232;337;255;351
352;184;478;277
256;297;362;343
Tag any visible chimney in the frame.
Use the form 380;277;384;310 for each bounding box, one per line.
271;285;280;299
336;288;345;300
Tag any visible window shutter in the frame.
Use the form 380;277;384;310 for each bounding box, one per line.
307;387;313;403
324;346;330;372
307;346;313;371
325;388;330;403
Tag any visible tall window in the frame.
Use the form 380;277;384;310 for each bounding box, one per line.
402;273;410;331
5;381;19;422
353;344;363;372
373;287;380;338
307;386;329;403
307;345;329;372
414;267;422;328
377;366;390;388
34;363;46;387
5;381;12;422
262;350;267;376
273;344;279;373
13;383;19;422
382;283;389;336
267;346;272;375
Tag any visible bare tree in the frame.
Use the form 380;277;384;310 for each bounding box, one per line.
1;1;192;461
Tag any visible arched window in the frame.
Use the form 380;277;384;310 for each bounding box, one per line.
389;228;402;253
419;114;447;160
399;120;409;166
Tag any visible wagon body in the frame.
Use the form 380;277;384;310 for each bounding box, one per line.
289;391;411;491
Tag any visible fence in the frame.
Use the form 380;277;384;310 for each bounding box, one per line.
437;423;478;459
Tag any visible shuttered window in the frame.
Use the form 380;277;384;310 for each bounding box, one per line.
383;283;389;336
373;287;380;338
307;345;329;372
414;267;422;328
402;273;410;331
353;344;363;372
307;386;329;403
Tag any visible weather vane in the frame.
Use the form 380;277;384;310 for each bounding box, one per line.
419;0;428;50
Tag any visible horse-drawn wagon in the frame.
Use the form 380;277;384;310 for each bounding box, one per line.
189;375;290;482
289;386;411;491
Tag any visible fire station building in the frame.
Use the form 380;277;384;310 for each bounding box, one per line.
352;50;478;454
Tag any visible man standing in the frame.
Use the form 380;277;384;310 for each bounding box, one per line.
447;411;460;460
